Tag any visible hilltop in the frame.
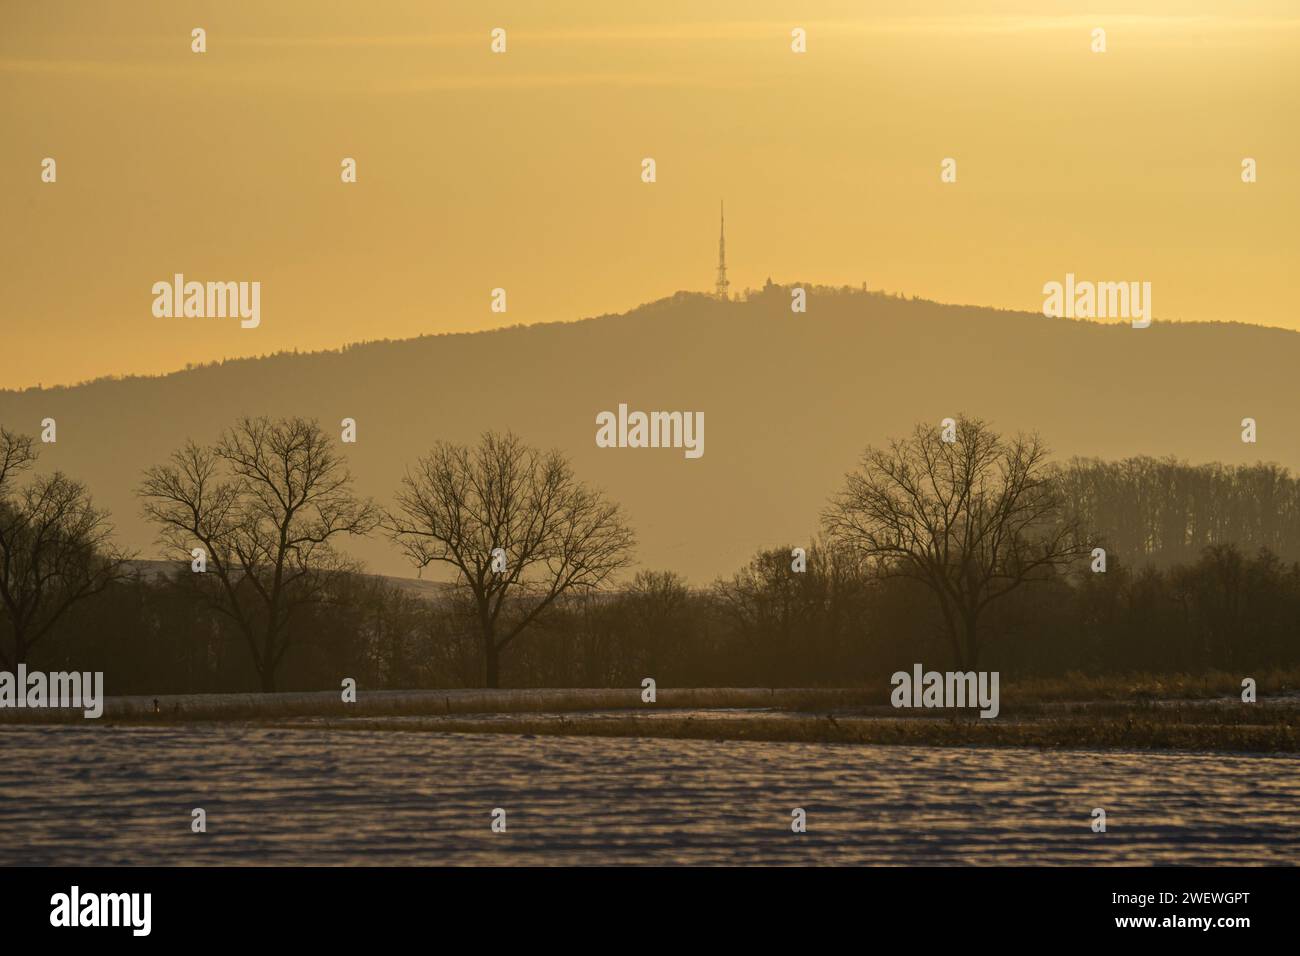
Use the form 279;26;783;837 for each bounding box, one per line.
3;286;1298;582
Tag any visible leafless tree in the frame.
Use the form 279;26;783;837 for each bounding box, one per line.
139;416;378;691
0;428;128;667
387;431;635;688
617;569;693;681
822;416;1084;668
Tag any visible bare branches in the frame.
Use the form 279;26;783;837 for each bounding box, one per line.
138;416;378;691
0;428;37;493
387;430;635;686
0;432;129;667
823;416;1085;667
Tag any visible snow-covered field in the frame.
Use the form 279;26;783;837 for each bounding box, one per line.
2;724;1297;865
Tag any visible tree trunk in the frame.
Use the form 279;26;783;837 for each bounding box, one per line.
259;635;278;693
483;639;500;689
961;610;980;670
937;600;963;670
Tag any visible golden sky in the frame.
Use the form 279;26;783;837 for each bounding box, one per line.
2;0;1297;389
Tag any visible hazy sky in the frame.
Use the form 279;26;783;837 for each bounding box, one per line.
3;0;1297;388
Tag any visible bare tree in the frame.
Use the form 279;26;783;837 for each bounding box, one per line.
139;417;378;692
617;569;694;682
387;431;635;688
822;416;1084;668
0;428;128;667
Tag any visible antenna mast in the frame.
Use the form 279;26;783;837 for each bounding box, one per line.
715;201;730;300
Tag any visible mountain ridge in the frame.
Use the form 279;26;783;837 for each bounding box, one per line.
7;287;1296;396
4;287;1298;582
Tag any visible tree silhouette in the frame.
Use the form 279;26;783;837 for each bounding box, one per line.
0;427;127;667
1058;456;1300;566
823;416;1084;668
387;431;635;688
139;416;378;692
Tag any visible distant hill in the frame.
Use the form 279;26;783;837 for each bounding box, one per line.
4;286;1299;583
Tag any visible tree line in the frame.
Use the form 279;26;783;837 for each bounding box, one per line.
3;416;1298;692
1059;456;1300;566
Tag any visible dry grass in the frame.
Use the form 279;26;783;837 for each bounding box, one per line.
5;672;1296;753
0;686;872;724
1000;666;1300;704
286;706;1299;753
